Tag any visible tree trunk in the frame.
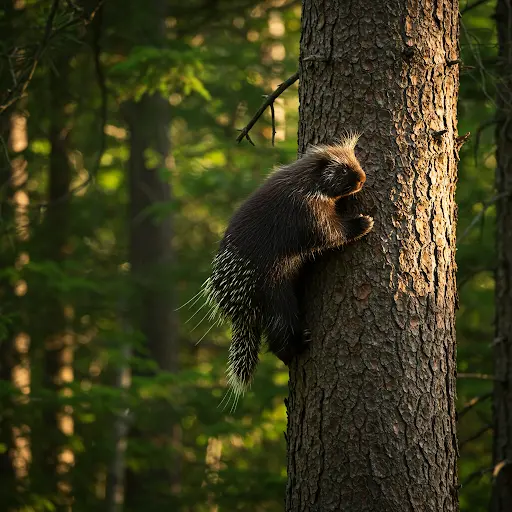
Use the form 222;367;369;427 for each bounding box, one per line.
122;90;179;507
117;0;179;505
39;54;74;507
286;1;460;511
0;109;18;510
491;0;512;509
0;1;22;498
125;93;176;371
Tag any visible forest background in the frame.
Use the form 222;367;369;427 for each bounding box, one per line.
0;0;501;510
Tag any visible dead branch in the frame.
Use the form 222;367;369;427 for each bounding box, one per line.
0;0;60;114
50;2;107;204
0;0;104;114
456;132;471;152
460;424;492;450
1;3;107;211
461;460;511;488
458;372;495;380
236;71;299;144
461;466;493;488
457;392;492;421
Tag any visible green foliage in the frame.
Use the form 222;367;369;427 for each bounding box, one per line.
457;2;499;510
0;0;501;510
110;45;211;101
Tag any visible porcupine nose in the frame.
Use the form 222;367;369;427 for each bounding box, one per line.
355;167;366;190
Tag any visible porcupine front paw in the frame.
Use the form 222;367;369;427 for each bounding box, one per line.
299;329;312;350
345;215;374;242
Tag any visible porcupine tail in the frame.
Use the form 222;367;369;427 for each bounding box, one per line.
220;319;262;411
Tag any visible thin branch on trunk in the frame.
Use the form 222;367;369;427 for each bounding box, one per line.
458;372;495;380
457;392;492;421
460;424;493;450
236;71;299;144
461;460;511;488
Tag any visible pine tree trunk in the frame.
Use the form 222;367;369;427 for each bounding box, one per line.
286;1;460;510
123;90;180;508
119;1;179;506
491;0;512;508
0;109;18;510
0;1;21;497
40;55;74;506
124;92;176;371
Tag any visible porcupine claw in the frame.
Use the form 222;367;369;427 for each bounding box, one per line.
277;329;312;366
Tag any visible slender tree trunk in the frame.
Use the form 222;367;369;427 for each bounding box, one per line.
125;92;176;370
286;1;460;511
0;1;22;499
0;110;18;509
118;1;179;506
122;89;179;507
38;55;74;507
491;0;512;509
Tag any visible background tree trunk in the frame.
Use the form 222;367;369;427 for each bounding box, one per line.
0;108;19;511
39;54;74;507
491;0;512;509
286;1;460;510
123;89;180;508
125;92;176;371
0;1;22;499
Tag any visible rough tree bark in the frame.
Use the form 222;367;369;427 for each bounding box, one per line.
286;1;460;511
491;0;512;509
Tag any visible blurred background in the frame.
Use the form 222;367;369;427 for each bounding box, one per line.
0;0;501;510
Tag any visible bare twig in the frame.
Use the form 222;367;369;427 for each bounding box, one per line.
0;0;60;113
460;424;492;449
52;0;104;35
458;372;495;380
461;466;493;487
0;0;104;114
55;2;107;202
269;100;276;146
457;192;510;244
2;3;107;211
236;71;299;144
461;460;511;488
456;132;471;151
457;392;492;420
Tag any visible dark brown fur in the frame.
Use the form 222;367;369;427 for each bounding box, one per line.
207;136;374;396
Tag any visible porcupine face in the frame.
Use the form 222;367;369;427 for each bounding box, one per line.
309;137;366;199
318;158;366;198
318;151;366;198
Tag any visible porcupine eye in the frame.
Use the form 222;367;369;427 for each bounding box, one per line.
322;162;360;198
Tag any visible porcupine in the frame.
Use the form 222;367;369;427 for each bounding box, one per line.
200;133;373;403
